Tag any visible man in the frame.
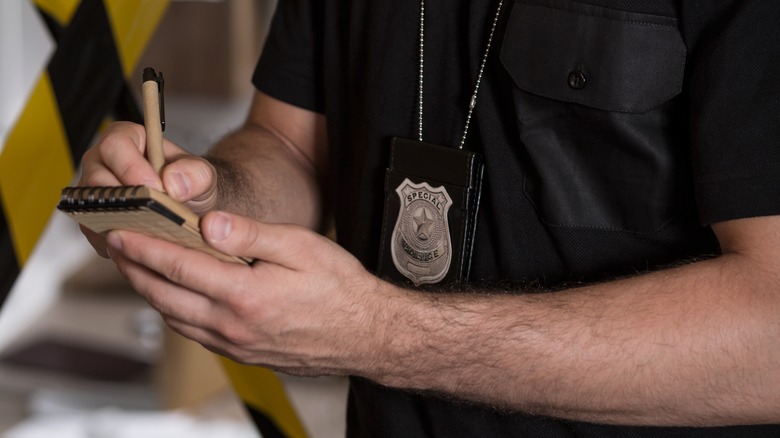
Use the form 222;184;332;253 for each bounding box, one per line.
78;0;780;436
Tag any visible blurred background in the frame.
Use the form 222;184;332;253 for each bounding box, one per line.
0;1;347;437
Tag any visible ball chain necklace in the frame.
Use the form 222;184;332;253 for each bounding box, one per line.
379;0;504;287
416;0;505;149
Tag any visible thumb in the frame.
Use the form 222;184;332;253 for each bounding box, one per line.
162;156;218;214
202;212;310;268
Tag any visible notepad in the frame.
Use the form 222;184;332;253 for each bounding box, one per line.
58;185;251;265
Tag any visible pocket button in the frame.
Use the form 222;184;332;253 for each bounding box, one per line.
567;70;587;90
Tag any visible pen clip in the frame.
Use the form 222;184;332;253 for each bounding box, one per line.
142;67;165;132
157;72;165;132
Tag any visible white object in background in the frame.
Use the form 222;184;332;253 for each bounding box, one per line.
0;215;93;353
4;388;258;438
0;0;55;154
3;409;259;438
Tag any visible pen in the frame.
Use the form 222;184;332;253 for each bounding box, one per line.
142;67;165;175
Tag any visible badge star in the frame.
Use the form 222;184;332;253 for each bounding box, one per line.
414;208;434;241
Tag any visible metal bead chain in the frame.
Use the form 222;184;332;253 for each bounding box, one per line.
417;0;425;141
458;0;503;149
417;0;504;149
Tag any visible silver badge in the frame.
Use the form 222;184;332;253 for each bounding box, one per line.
390;178;453;286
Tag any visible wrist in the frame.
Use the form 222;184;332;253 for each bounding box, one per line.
353;278;408;381
356;280;442;388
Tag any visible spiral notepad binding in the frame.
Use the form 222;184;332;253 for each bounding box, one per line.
58;186;250;265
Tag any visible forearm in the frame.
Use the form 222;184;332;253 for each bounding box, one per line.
205;125;322;229
368;249;780;426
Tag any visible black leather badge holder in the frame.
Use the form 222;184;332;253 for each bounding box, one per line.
378;137;483;288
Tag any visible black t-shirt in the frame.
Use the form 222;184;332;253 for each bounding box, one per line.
254;0;780;436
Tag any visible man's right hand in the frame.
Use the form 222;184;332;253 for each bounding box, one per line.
77;121;219;257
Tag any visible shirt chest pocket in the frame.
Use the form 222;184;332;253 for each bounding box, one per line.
500;0;691;234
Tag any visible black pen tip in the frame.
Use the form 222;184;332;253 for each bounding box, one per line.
142;67;157;82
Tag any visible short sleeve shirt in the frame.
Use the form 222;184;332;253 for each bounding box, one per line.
254;0;780;436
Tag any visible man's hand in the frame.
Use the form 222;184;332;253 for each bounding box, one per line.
77;121;220;257
104;210;387;376
100;197;780;425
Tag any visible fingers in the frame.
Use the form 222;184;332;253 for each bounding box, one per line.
105;213;372;375
79;122;196;190
162;316;236;358
77;122;193;257
161;155;219;213
106;230;259;361
106;229;249;304
106;231;226;325
79;122;219;213
105;229;275;360
201;211;324;270
79;122;162;189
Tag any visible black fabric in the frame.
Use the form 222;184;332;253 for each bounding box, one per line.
377;138;483;287
244;405;289;438
45;0;127;165
501;1;689;234
682;2;780;225
347;379;780;438
0;192;19;310
37;2;143;128
502;1;687;114
254;0;780;436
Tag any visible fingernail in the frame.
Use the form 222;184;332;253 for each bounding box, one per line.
107;231;123;251
142;178;164;192
209;213;231;242
167;171;190;199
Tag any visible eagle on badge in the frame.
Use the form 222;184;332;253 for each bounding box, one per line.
390;178;453;286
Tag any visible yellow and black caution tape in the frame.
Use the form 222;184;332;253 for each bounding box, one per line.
0;0;169;302
222;358;309;438
0;2;308;436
